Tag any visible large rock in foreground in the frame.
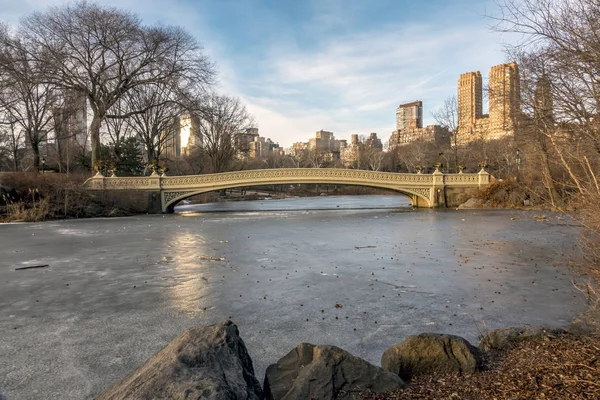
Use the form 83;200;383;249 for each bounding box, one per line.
97;320;262;400
381;333;481;381
264;343;404;400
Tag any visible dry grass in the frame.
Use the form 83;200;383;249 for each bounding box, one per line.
3;189;50;222
570;190;600;305
477;180;529;208
0;172;111;221
362;334;600;400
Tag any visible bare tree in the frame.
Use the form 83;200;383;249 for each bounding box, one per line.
0;116;26;171
0;29;59;170
432;95;460;170
288;148;308;168
265;152;286;169
17;1;214;170
104;99;134;148
306;148;329;168
491;0;600;290
363;147;384;171
179;147;211;175
121;83;183;167
191;93;255;173
491;0;600;200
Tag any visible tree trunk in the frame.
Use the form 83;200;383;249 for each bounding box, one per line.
538;142;563;208
146;147;154;166
31;140;40;172
56;135;63;173
90;113;103;171
12;150;18;171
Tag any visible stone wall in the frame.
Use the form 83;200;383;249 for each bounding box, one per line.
444;186;481;208
89;190;162;214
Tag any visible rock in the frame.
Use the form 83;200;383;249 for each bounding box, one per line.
478;326;553;351
264;343;404;400
381;333;481;381
85;202;106;217
97;320;262;400
107;207;128;217
457;198;486;209
570;307;600;335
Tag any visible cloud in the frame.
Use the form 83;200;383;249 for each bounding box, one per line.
1;0;512;148
225;13;508;147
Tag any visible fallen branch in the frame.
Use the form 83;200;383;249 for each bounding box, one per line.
15;264;49;271
199;256;225;261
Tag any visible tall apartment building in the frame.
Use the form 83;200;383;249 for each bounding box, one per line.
237;128;283;159
489;63;520;138
162;112;200;160
388;125;451;150
396;101;423;131
341;134;360;166
365;132;383;151
457;72;483;138
54;89;88;151
340;133;384;167
390;100;449;148
308;130;343;153
291;130;346;162
457;62;520;144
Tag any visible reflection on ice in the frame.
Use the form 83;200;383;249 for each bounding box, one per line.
165;232;213;314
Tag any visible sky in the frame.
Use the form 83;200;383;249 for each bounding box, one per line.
1;0;515;148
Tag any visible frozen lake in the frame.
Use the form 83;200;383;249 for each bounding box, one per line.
0;195;587;399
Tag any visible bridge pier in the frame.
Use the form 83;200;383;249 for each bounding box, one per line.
431;169;446;208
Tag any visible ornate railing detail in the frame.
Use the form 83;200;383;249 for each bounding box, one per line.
443;174;479;184
164;191;196;204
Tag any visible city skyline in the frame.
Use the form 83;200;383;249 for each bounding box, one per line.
2;0;514;147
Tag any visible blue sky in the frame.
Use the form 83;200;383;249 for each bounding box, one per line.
1;0;513;147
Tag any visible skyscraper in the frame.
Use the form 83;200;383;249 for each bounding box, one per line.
396;101;423;131
456;63;520;144
488;62;520;139
457;71;483;140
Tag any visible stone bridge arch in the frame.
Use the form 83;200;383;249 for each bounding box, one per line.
163;182;431;212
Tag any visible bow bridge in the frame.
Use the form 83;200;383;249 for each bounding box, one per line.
83;168;491;213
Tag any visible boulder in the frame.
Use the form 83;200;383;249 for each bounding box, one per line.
457;198;486;209
263;343;404;400
97;320;262;400
85;202;106;217
381;333;481;381
479;326;554;351
570;307;600;335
